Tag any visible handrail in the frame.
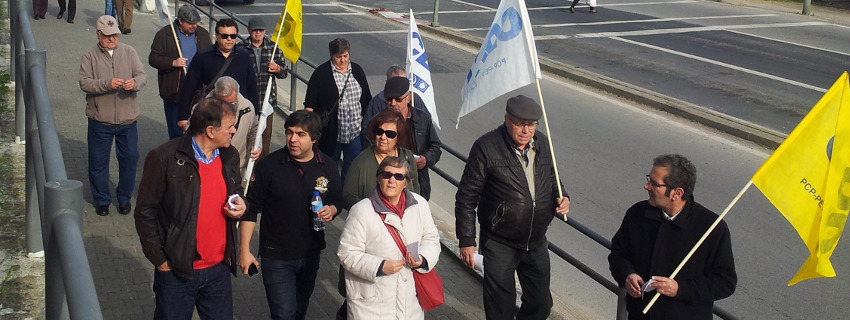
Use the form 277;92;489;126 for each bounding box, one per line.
13;0;104;318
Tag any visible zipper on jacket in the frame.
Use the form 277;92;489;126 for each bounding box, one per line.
525;200;536;251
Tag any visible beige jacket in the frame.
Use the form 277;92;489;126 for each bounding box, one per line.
79;42;147;125
201;91;259;173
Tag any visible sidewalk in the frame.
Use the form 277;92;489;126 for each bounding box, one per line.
24;0;493;319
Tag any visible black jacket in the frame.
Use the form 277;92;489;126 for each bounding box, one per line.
243;147;343;260
608;197;737;320
134;135;242;280
303;60;371;156
177;44;259;121
455;125;566;251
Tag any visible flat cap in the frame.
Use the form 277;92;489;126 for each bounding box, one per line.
96;15;120;35
248;17;265;31
177;5;201;24
384;76;410;99
506;95;542;121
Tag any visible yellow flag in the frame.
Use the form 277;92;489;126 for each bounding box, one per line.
752;71;850;286
272;0;302;63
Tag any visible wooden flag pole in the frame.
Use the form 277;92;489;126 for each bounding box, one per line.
534;78;567;221
642;179;753;314
159;0;185;73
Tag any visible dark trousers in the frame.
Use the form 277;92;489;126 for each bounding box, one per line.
87;119;139;206
57;0;75;19
481;238;553;320
261;253;321;320
331;138;361;184
153;263;233;320
33;0;47;16
164;100;184;140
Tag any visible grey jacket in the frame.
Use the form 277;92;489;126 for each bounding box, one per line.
79;42;147;125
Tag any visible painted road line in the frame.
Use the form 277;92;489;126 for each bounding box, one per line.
534;22;830;39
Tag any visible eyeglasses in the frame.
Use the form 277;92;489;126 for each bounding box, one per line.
386;92;410;103
379;171;407;181
645;175;667;188
507;116;538;129
375;128;398;139
219;33;239;39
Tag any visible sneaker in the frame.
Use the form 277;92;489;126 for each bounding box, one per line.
96;205;109;216
118;202;132;215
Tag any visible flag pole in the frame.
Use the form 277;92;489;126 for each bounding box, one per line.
243;7;289;195
642;179;753;314
533;79;566;221
159;0;185;73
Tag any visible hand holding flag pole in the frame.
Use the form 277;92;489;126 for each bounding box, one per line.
156;0;185;73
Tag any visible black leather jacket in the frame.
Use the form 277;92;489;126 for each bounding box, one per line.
134;135;242;279
455;125;567;251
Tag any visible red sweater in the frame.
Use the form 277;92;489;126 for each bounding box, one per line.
194;158;227;270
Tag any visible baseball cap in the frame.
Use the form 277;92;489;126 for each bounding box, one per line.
96;15;121;35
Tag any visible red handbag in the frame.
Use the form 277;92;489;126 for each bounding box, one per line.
380;214;445;311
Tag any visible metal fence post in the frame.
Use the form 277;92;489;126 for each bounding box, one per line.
208;0;215;38
13;0;27;144
803;0;811;15
9;0;16;82
24;48;45;255
431;0;441;27
44;180;82;320
616;288;628;320
289;63;297;112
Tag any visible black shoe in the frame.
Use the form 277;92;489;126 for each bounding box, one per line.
67;18;74;23
118;202;132;215
121;28;131;35
96;205;109;216
56;11;64;19
569;7;575;13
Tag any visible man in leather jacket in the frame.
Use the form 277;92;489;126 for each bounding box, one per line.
455;95;570;320
134;98;246;318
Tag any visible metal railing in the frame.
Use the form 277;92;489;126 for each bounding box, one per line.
11;0;103;318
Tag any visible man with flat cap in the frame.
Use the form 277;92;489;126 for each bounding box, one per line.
239;17;288;159
361;76;441;200
455;95;570;320
149;5;212;139
79;15;146;216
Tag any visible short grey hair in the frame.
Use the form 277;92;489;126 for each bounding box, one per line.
376;156;412;181
214;76;240;99
386;65;406;79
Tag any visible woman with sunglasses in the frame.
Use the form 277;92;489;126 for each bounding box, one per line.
343;110;419;211
337;156;441;319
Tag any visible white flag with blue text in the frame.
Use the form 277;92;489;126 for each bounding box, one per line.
406;10;441;129
458;0;540;127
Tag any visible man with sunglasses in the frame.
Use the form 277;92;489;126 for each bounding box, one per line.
455;95;570;320
79;15;147;217
608;154;736;320
241;110;342;319
361;76;441;200
177;18;258;133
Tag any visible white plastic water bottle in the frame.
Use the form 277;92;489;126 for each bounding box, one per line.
311;191;325;231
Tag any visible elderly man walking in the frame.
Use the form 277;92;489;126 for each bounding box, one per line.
455;95;570;320
79;15;146;216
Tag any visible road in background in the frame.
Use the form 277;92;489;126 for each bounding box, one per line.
218;0;849;318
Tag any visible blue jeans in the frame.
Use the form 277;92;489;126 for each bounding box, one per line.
87;119;139;206
153;263;233;320
481;238;552;320
164;100;184;140
104;0;115;17
331;138;361;183
261;253;320;320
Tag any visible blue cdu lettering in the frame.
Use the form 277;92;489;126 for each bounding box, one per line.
410;74;430;93
481;7;523;63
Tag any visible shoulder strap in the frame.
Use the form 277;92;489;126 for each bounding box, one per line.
379;213;407;257
205;54;235;91
328;71;352;116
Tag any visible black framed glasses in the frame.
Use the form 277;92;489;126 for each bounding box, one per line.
219;33;239;39
645;175;667;188
507;116;538;129
379;171;407;181
375;128;398;139
386;92;411;103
